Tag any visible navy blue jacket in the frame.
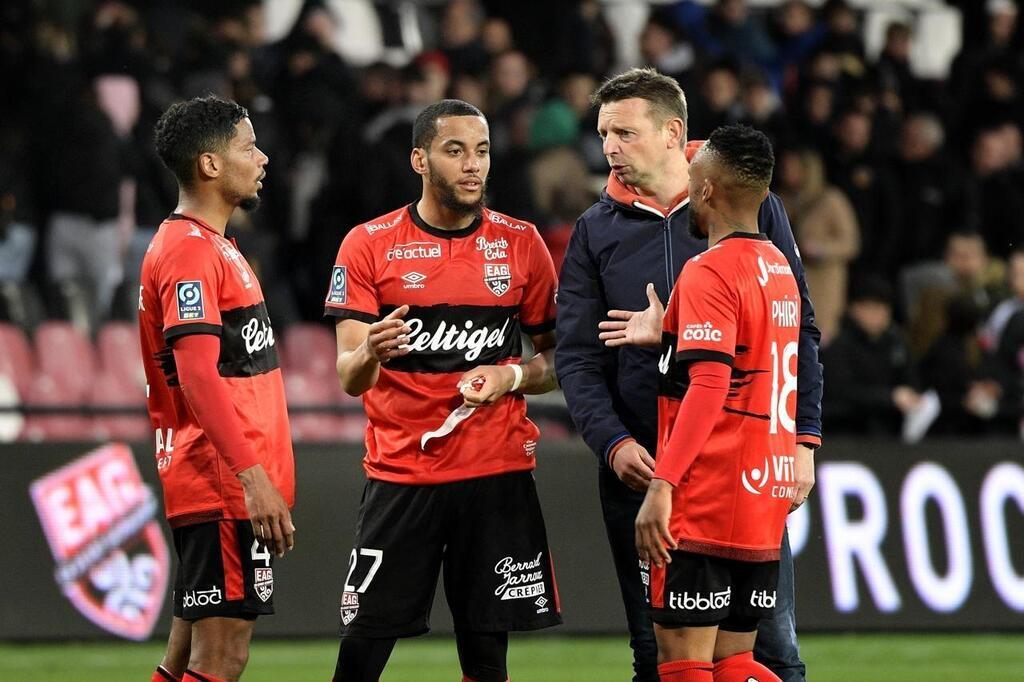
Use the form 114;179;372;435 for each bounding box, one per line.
555;186;824;466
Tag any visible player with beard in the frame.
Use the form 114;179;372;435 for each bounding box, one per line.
602;125;801;682
141;96;295;682
325;99;562;681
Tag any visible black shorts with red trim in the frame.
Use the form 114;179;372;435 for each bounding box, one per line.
338;470;562;638
647;550;778;628
172;519;275;621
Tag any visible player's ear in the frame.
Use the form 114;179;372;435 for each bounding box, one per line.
665;118;684;150
197;152;222;181
410;147;428;176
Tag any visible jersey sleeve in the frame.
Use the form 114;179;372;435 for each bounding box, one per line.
672;260;738;367
324;226;380;323
156;236;224;343
519;227;558;335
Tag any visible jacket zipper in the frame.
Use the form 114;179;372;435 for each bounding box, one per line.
663;217;673;292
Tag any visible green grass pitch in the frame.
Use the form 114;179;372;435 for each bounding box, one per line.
1;634;1023;680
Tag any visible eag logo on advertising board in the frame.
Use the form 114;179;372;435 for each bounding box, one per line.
29;443;169;641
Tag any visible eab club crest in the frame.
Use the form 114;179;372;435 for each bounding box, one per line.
484;263;512;297
254;567;274;602
29;444;169;641
340;591;360;625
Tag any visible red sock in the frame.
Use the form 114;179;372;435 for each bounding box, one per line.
182;671;227;682
152;666;181;682
713;651;780;681
658;659;713;681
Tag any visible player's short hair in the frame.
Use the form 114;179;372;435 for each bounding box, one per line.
700;125;775;196
591;67;688;136
412;99;486;149
154;95;248;188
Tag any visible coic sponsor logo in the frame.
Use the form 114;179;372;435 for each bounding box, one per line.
475;236;508;260
757;256;793;287
524;440;537;457
365;215;402;234
401;271;427;289
741;455;797;499
404;316;511;362
494;553;546;601
490;213;527;231
668;587;731;612
749;589;776;609
182;586;223;608
241;317;275;355
386;241;441;261
682;321;723;342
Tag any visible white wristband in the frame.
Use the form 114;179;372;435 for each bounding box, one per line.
508;363;524;392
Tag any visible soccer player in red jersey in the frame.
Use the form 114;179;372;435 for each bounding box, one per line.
600;126;802;682
325;99;562;681
140;96;295;682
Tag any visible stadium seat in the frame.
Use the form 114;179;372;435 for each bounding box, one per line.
89;371;149;442
0;322;34;397
97;321;146;390
33;320;97;402
284;370;365;442
282;323;337;380
21;373;91;441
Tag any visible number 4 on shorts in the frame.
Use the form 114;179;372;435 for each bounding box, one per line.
344;548;383;593
251;539;272;567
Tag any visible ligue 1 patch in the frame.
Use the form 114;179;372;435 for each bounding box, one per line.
483;263;512;297
176;280;204;321
327;266;348;304
340;591;360;625
29;444;170;641
254;567;274;602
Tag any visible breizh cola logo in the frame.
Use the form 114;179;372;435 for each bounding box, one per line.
30;444;169;640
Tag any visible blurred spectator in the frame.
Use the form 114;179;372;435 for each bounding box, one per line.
795;80;836;152
770;1;826;94
776;147;859;343
951;0;1021;111
890;113;972;270
822;277;921;436
640;10;699;91
738;70;790;147
706;0;776;68
441;0;488;76
689;58;742;137
557;71;605;173
918;295;1003;434
875;22;926;112
968;124;1024;259
981;246;1024;351
826;108;900;278
527;99;594;226
905;231;1007;358
821;0;866;69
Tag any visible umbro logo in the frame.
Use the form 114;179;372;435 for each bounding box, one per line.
402;271;427;289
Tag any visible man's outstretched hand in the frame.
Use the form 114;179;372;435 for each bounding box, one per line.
599;283;664;347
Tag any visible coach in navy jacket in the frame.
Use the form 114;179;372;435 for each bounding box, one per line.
556;70;822;682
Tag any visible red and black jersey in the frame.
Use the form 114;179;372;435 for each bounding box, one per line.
657;233;800;562
325;203;557;484
139;214;295;528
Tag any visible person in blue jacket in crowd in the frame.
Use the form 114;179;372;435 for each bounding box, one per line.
555;67;822;682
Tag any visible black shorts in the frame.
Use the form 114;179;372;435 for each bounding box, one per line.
646;551;779;629
338;470;562;638
172;520;275;621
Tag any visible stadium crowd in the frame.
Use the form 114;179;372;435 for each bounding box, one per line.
1;0;1024;438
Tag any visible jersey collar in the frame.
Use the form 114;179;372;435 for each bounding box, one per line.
169;212;221;236
409;202;483;239
718;231;769;242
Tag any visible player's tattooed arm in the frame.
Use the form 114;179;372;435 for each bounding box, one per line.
460;331;556;406
598;283;664;347
335;305;411;395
